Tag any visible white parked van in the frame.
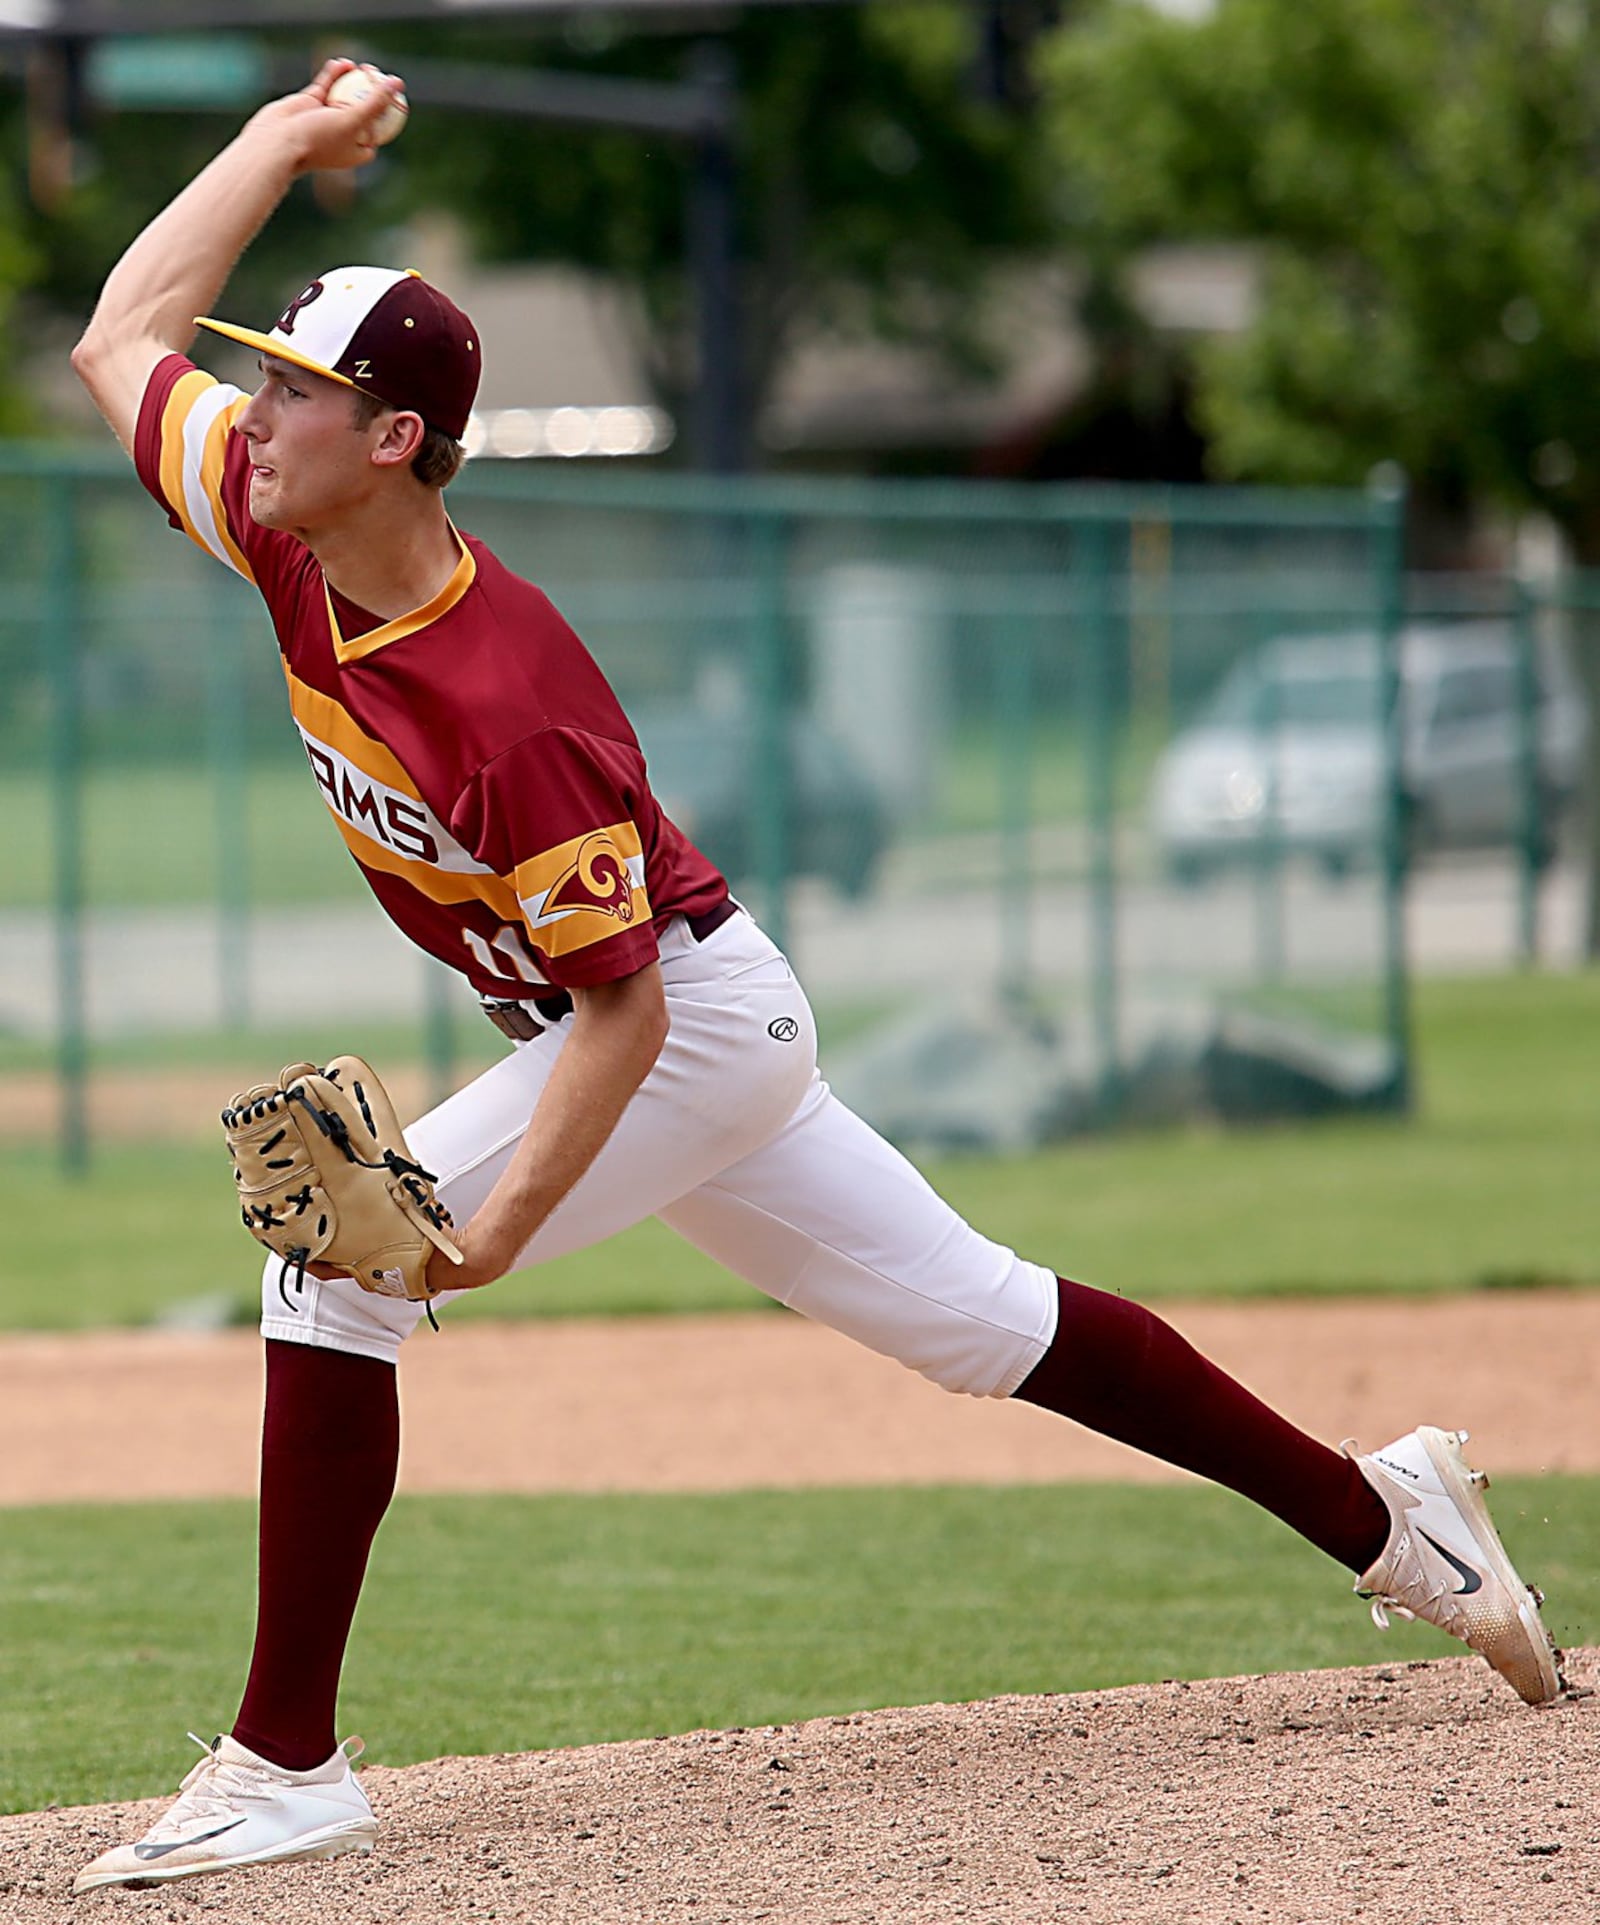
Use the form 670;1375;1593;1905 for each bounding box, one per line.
1150;623;1587;881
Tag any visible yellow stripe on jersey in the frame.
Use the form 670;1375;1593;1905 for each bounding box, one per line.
157;372;255;583
158;369;216;555
283;665;425;800
198;397;254;581
283;663;523;919
284;665;649;963
514;823;651;959
325;807;526;922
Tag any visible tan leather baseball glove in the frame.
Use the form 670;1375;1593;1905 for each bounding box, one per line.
223;1055;463;1322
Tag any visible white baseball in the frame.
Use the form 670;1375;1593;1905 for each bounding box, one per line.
327;65;408;146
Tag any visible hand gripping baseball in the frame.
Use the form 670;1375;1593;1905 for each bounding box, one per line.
260;58;408;174
223;1056;463;1327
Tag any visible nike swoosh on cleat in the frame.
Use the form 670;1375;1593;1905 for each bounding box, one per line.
1417;1530;1484;1596
133;1817;248;1861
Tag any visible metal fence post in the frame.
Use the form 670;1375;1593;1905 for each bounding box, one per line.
207;576;251;1029
1079;518;1120;1113
44;469;89;1174
1510;578;1542;967
997;615;1034;1007
1372;477;1413;1109
1129;514;1173;739
750;512;790;954
1252;657;1286;986
423;959;456;1111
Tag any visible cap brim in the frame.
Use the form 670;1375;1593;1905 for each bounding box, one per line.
193;317;358;390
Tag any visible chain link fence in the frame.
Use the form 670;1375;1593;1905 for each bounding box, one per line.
0;453;1442;1167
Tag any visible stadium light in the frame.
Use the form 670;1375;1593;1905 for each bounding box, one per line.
464;405;675;461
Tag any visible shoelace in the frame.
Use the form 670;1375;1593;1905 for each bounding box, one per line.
1365;1528;1467;1633
139;1737;280;1841
1369;1594;1428;1631
142;1733;366;1846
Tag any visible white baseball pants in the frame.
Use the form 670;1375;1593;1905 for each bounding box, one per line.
260;909;1058;1398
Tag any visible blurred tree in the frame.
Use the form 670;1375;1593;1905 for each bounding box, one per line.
1041;0;1600;947
0;41;404;724
3;77;404;395
1042;0;1600;543
2;9;1052;447
376;3;1053;460
0;186;36;435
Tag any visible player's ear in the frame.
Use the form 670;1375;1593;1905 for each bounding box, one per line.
370;409;426;469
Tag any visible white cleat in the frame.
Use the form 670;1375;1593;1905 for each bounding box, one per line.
73;1732;377;1892
1347;1425;1562;1707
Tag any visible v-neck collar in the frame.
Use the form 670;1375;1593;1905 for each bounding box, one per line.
324;529;476;664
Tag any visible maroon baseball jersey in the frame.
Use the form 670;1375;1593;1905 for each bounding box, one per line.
134;354;728;997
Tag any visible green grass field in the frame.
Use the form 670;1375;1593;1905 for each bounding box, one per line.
2;972;1590;1820
0;764;360;912
3;970;1596;1329
4;1475;1592;1815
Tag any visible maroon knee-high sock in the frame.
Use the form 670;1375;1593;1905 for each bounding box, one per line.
232;1340;399;1771
1016;1277;1389;1573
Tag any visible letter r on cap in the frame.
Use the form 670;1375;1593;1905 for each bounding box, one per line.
276;281;325;336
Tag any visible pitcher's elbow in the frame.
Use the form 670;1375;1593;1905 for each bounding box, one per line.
70;328;104;385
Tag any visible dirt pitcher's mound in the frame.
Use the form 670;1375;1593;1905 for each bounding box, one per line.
11;1652;1597;1924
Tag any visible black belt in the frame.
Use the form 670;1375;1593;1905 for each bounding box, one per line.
481;896;736;1040
481;992;569;1040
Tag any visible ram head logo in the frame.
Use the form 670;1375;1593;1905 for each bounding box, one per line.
542;833;637;923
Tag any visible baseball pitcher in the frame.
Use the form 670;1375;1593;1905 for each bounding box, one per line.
67;58;1560;1893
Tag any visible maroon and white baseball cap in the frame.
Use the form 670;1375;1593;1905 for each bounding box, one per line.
195;265;480;439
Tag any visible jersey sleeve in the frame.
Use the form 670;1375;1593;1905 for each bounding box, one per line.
133;353;274;586
454;727;661;988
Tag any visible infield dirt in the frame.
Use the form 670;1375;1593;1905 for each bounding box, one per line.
3;1293;1596;1921
3;1291;1599;1504
6;1657;1597;1924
